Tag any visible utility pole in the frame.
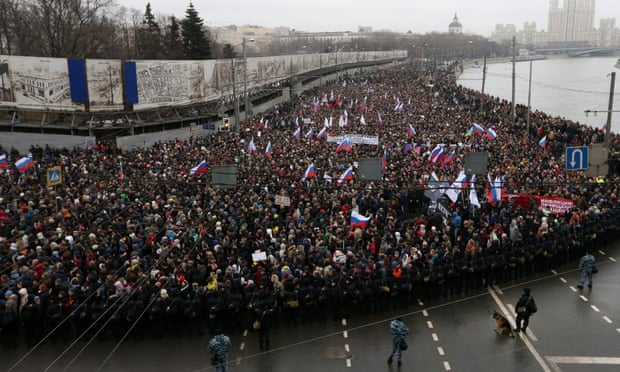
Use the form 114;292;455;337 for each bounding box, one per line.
511;35;516;126
242;37;248;123
605;71;615;148
232;57;238;133
527;60;533;142
481;55;487;94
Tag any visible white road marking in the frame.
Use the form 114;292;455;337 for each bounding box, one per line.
432;333;439;342
616;328;620;333
492;285;503;295
590;305;600;312
243;330;248;337
570;286;577;292
443;361;452;371
427;321;434;329
580;295;589;302
418;299;425;306
609;257;617;262
344;344;350;353
546;356;620;367
346;358;352;368
437;346;445;356
239;342;245;350
488;287;552;372
598;250;606;255
342;318;347;326
422;309;429;317
559;277;567;283
343;331;348;338
551;269;558;275
603;316;613;324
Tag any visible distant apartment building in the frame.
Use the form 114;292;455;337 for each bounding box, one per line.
492;0;618;47
490;24;517;43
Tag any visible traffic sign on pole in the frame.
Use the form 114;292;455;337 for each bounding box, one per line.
566;146;588;171
46;166;62;187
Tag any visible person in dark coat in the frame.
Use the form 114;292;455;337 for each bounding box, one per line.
514;288;536;333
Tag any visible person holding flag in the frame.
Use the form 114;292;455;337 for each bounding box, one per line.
301;163;316;181
264;141;273;158
247;137;257;153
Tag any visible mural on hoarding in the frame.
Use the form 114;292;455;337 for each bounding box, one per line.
0;50;405;110
4;56;74;109
134;60;206;109
86;59;123;109
0;58;12;103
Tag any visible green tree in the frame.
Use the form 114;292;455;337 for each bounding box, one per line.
135;2;162;59
163;16;183;59
180;2;211;59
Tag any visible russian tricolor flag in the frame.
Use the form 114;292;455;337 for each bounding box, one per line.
350;210;371;229
538;135;547;148
15;155;34;173
407;124;416;138
486;175;503;203
430;146;445;163
119;162;124;181
317;126;327;139
0;154;8;169
336;137;352;153
473;123;485;136
293;127;301;138
305;128;314;138
441;151;456;167
486;128;497;140
247;137;257;153
264;141;273;157
190;160;208;177
302;163;317;181
338;166;354;184
381;149;388;170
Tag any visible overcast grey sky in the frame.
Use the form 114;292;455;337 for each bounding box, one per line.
120;0;619;36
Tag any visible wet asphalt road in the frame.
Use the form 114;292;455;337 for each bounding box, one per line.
2;240;619;372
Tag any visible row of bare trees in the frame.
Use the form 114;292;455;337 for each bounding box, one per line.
0;0;506;60
0;0;211;59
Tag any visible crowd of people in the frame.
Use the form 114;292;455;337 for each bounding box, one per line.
1;59;619;350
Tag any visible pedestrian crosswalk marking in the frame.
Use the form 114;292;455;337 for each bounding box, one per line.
432;333;439;342
570;286;577;292
560;277;567;283
580;295;589;302
443;361;451;371
437;346;445;356
603;316;612;324
609;257;616;262
426;321;434;329
422;310;429;317
590;305;600;312
598;250;606;255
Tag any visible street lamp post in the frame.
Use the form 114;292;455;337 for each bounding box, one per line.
242;37;249;123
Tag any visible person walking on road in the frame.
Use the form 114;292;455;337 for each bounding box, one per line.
208;329;231;372
514;288;537;333
577;252;596;289
387;317;409;367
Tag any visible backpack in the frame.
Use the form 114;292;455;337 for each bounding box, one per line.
526;298;537;314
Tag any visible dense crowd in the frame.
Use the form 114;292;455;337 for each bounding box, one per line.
1;60;619;349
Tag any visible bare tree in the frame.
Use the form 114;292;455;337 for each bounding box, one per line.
17;0;116;57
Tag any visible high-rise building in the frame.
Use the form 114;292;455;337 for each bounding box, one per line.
548;0;596;45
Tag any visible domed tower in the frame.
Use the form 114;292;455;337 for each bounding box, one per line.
449;13;463;34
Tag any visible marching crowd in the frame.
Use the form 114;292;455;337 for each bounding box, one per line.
1;59;620;349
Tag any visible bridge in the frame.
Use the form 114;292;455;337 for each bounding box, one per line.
535;46;620;57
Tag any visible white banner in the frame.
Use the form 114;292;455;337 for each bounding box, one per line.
327;134;379;146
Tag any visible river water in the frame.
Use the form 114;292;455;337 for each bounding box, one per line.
458;56;620;133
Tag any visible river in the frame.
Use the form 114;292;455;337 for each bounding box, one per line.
457;56;620;133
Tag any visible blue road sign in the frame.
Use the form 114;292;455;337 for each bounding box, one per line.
47;167;62;187
566;146;588;170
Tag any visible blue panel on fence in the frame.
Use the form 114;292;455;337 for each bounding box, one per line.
124;61;139;104
67;59;89;104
